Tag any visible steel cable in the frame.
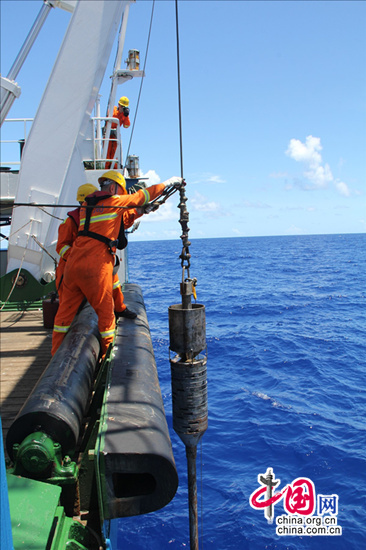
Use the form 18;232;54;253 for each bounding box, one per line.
123;0;155;170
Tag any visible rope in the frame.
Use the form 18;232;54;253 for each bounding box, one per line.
38;206;64;221
31;234;58;266
123;0;155;169
7;217;34;237
0;219;34;310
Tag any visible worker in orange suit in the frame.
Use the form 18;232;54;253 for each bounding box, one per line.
52;170;183;359
55;181;137;319
105;96;130;169
55;183;98;302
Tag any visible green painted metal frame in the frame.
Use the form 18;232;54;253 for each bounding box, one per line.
0;268;56;305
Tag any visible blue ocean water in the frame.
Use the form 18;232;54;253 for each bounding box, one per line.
117;234;366;550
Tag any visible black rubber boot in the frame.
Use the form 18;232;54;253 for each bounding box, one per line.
115;308;137;319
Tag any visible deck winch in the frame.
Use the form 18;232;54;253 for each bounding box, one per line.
169;182;208;550
6;303;101;480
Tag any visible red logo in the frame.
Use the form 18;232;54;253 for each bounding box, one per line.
250;468;315;523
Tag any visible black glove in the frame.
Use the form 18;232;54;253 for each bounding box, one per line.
144;203;159;214
123;107;130;117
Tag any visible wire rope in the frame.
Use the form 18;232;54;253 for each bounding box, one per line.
175;0;184;179
174;3;206;548
123;0;155;170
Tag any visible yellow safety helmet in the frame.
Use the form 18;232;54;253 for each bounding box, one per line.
98;170;127;195
77;183;98;202
118;96;129;107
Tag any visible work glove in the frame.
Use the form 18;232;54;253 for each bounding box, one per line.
163;176;184;189
144;203;159;214
136;204;158;215
123;107;130;117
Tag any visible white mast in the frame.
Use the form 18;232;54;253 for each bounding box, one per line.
7;1;129;281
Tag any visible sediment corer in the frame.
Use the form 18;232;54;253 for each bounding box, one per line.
169;278;208;447
170;353;208;447
169;302;208;447
169;278;208;550
6;304;100;464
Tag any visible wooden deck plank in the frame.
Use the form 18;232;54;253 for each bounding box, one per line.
0;310;52;458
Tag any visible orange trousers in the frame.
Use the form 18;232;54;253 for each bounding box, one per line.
55;259;66;302
56;257;125;312
52;249;116;358
105;139;118;170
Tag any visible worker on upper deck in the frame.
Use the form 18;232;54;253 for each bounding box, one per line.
105;96;131;169
52;170;183;358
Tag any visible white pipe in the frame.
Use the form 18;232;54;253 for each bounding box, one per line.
95;95;101;162
7;1;53;82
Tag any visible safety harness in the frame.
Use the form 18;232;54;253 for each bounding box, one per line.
77;194;127;252
67;208;80;227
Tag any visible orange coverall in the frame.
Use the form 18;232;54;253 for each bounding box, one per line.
105;105;130;169
55;209;79;302
52;184;165;357
55;207;132;310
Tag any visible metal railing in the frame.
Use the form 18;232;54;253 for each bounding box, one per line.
0;118;33;168
83;116;123;170
0;116;123;170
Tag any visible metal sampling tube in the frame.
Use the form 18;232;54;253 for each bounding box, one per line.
187;446;199;550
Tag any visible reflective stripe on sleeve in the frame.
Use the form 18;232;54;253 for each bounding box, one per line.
59;244;71;258
142;189;151;205
113;280;121;290
53;325;70;333
100;328;115;339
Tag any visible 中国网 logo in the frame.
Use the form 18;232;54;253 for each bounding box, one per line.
249;467;342;537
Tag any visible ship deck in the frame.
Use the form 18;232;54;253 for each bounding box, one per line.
0;310;52;459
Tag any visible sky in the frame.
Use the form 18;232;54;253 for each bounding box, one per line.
1;0;365;242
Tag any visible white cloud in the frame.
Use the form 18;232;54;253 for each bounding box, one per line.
335;180;351;197
242;200;270;209
304;163;333;188
286;135;323;165
189;172;226;185
141;201;177;223
163;230;180;238
191;192;220;212
285;224;305;235
206;174;226;184
286;135;350;196
140;169;161;186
